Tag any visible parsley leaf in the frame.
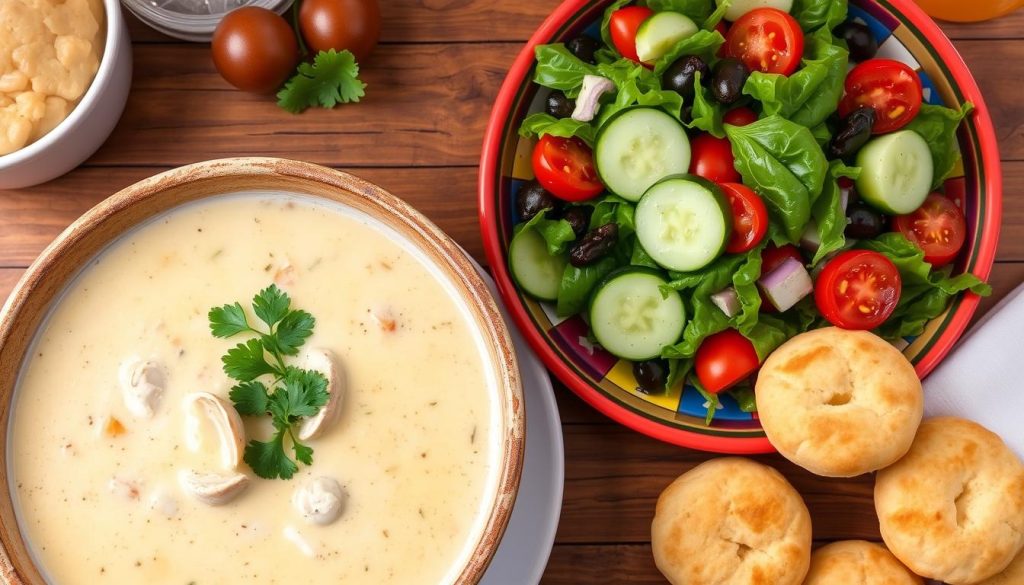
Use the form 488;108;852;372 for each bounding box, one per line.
210;285;332;480
229;380;271;416
252;284;291;328
282;367;329;418
209;302;250;337
277;49;366;114
244;433;299;480
273;310;315;355
222;339;277;381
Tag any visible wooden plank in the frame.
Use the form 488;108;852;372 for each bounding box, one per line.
544;544;662;584
70;41;1023;167
956;41;1024;160
86;43;517;167
125;1;554;44
0;166;484;268
123;2;1024;44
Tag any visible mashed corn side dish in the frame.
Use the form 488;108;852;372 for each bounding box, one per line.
0;0;105;156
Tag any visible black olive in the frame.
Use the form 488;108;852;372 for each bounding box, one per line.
516;180;561;222
828;107;876;160
633;359;669;394
569;223;618;267
562;206;593;240
845;200;887;240
566;35;600;64
662;55;709;100
545;91;576;119
834;21;878;62
710;58;750;105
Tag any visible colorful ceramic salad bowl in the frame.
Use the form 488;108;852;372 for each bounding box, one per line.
479;0;1001;453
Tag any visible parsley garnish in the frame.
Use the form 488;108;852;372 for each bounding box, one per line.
276;49;366;114
209;285;329;479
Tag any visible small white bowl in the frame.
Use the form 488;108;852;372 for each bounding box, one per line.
0;0;132;190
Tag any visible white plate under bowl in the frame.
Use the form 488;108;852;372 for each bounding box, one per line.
474;263;564;585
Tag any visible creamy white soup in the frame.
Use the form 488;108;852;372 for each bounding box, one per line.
9;192;501;584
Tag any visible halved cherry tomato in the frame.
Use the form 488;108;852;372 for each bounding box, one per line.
839;59;922;134
720;183;768;254
531;135;604;202
689;134;740;184
723;107;758;126
725;8;804;76
695;329;760;394
892;193;967;267
609;6;653;63
815;250;902;330
759;244;804;312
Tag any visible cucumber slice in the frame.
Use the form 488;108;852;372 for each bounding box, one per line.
594;107;691;202
589;269;686;361
855;129;933;215
717;0;793;21
635;12;698;64
508;227;568;301
634;175;731;272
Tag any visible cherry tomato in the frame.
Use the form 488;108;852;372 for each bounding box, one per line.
839;59;923;134
759;244;804;312
720;183;768;254
695;329;760;394
689;134;740;184
725;8;804;76
892;193;967;267
609;6;654;62
531;135;604;202
299;0;382;62
212;7;299;93
723;107;758;126
815;250;902;330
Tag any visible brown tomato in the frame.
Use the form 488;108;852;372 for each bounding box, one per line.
212;7;299;94
298;0;381;62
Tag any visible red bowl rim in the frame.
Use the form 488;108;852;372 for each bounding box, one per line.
478;0;1002;453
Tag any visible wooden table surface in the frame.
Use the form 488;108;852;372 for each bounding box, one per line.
1;3;1022;582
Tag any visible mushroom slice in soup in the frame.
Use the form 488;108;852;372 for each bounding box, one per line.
118;358;164;418
179;470;250;506
184;392;246;469
297;349;345;441
292;476;346;525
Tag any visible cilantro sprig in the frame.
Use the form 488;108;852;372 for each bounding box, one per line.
209;285;329;479
277;49;366;114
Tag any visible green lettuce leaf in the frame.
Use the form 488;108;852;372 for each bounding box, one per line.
652;29;725;77
810;161;861;265
791;0;847;31
513;209;577;256
518;113;597;146
556;257;618;317
858;233;991;339
725;115;829;241
904;102;974;188
533;44;596;97
687;70;725;137
644;0;716;23
742;28;848;129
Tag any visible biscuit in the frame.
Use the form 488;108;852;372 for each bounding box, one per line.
803;541;922;585
651;458;811;585
875;417;1024;585
755;327;923;477
976;548;1024;585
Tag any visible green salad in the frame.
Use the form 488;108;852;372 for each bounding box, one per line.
508;0;991;420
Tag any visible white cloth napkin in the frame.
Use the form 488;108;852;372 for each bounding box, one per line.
924;282;1024;460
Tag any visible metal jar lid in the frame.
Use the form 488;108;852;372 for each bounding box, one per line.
121;0;294;42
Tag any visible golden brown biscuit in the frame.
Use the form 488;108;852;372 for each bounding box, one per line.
651;458;812;585
976;548;1024;585
875;417;1024;585
755;327;923;477
803;541;922;585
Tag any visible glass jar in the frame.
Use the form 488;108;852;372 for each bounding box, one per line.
121;0;294;42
